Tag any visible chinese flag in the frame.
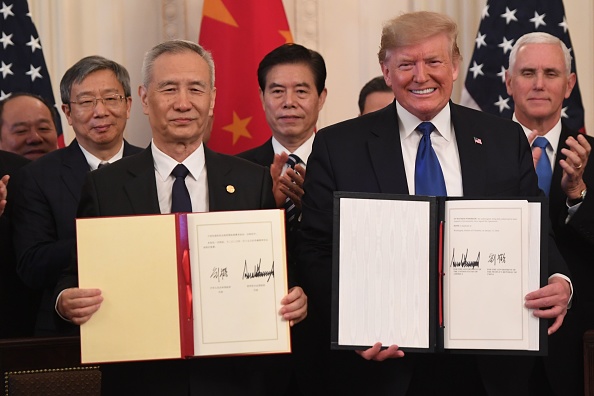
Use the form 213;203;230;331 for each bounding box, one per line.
199;0;293;154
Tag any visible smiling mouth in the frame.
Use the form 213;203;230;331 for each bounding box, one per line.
410;88;436;95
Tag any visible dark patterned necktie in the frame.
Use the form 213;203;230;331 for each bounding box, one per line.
285;154;302;229
97;161;109;169
533;136;552;196
414;122;447;196
171;164;192;213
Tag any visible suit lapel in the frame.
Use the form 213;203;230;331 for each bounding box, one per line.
123;148;161;214
450;103;487;196
204;147;234;211
60;140;90;201
369;103;409;194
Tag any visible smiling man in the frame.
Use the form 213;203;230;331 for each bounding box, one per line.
10;55;142;336
54;40;307;396
297;11;572;396
0;93;58;160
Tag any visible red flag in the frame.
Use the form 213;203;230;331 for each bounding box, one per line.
199;0;293;154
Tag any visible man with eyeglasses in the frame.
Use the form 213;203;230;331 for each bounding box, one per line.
10;55;142;336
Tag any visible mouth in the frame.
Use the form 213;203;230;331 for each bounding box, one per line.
93;124;112;132
410;88;436;95
171;118;195;125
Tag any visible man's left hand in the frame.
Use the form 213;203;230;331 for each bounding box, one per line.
560;134;591;199
524;276;571;335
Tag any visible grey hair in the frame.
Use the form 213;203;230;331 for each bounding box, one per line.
141;40;215;88
60;55;131;104
508;32;572;75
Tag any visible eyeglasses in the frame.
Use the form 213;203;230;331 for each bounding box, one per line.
69;94;127;110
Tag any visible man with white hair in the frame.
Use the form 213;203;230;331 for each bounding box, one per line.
506;31;594;395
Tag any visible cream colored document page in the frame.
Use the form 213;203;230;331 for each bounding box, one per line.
186;209;290;356
338;198;431;348
77;215;181;364
443;200;540;350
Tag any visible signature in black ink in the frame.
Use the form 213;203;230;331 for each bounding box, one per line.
210;267;229;282
450;248;480;269
242;259;275;282
488;253;507;265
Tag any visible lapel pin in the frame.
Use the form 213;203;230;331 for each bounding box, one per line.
226;185;236;194
473;137;483;145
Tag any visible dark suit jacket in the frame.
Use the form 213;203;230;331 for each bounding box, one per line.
237;138;300;285
0;150;34;338
539;124;594;395
298;101;570;396
11;139;142;336
55;144;277;396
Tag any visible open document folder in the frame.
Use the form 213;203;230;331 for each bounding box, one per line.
331;192;547;355
76;209;290;364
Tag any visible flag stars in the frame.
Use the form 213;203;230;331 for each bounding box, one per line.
475;32;487;49
26;35;42;52
0;2;14;19
494;96;511;113
500;7;518;24
0;31;13;49
559;17;568;33
0;61;13;78
0;90;10;101
26;64;42;81
530;12;546;29
498;37;515;54
497;66;507;83
481;4;490;20
469;61;484;79
561;107;568;119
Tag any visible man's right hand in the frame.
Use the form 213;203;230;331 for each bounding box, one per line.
57;288;103;325
0;174;9;216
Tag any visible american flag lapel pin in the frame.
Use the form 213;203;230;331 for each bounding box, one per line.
474;137;482;145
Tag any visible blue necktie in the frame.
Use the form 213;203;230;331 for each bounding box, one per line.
414;122;447;196
284;154;302;229
533;136;552;196
171;164;192;213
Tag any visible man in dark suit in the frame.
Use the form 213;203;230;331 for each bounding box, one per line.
0;150;38;337
54;40;307;396
298;11;572;395
10;56;142;336
506;32;593;396
236;42;326;396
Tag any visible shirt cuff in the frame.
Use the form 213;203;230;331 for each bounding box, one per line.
549;273;573;309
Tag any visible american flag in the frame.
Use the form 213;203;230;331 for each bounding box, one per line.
460;0;585;133
0;0;63;145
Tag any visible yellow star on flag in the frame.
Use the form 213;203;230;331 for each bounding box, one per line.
279;30;293;43
222;112;252;145
203;0;238;27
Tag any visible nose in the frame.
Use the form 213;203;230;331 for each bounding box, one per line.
174;89;191;111
26;130;43;144
93;99;109;116
413;62;428;83
283;90;297;108
534;72;545;90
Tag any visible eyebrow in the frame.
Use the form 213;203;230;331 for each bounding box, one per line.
156;80;208;89
9;119;54;130
75;88;120;98
267;81;312;89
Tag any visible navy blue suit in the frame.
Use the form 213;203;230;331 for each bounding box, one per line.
298;101;570;396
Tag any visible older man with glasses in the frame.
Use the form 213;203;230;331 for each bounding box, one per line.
10;55;142;336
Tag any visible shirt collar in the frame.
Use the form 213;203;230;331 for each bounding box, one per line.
151;139;205;182
79;141;124;170
271;133;315;165
396;101;452;142
512;113;561;153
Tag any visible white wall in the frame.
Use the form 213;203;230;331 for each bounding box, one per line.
29;0;594;148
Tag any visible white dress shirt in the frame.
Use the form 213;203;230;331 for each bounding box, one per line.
79;141;124;170
151;141;209;214
271;133;314;174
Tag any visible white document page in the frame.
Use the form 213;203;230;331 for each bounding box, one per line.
443;200;540;350
186;209;290;356
338;198;431;348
